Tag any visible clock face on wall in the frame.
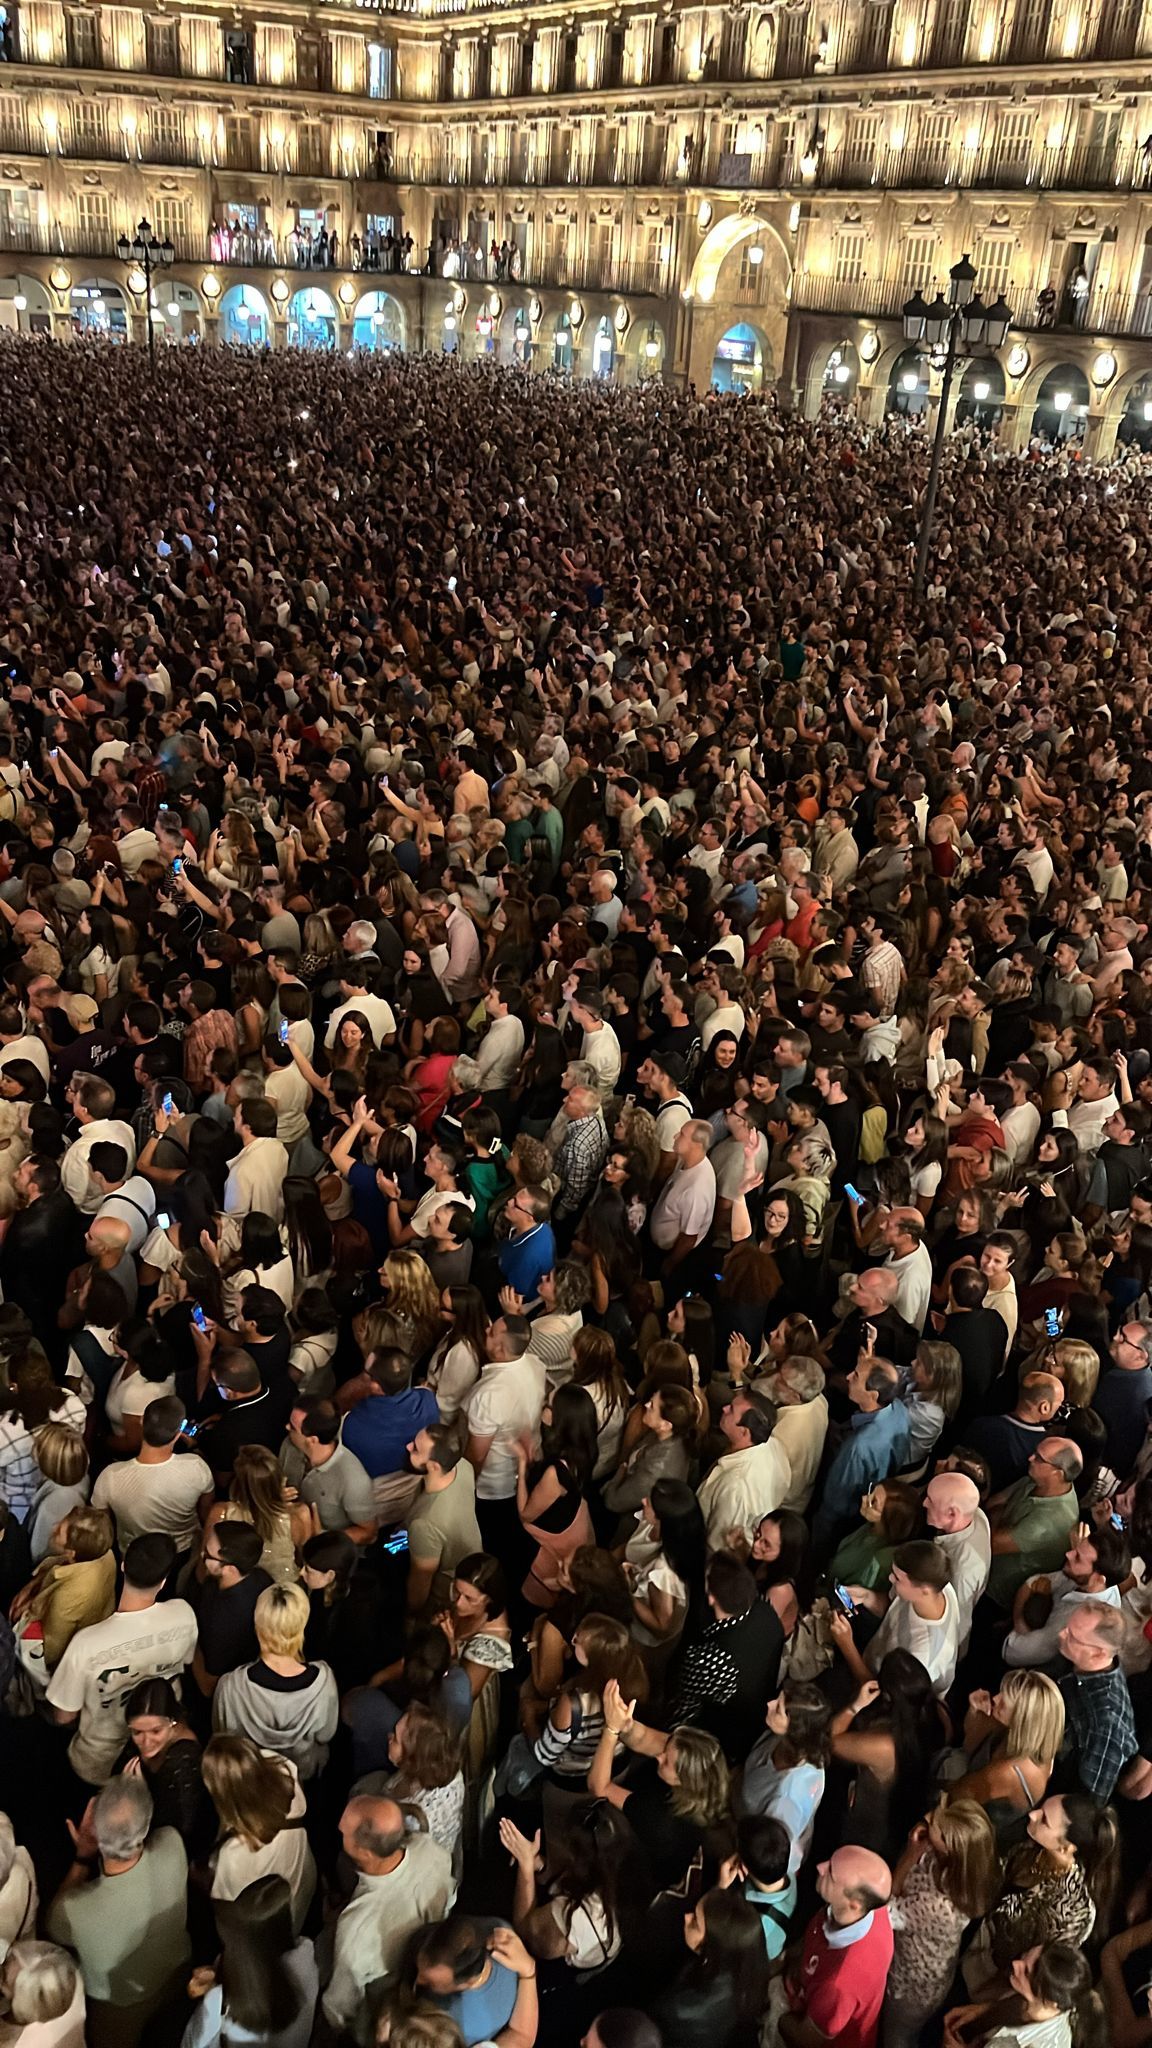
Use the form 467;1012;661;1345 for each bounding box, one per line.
860;328;880;362
1006;343;1029;379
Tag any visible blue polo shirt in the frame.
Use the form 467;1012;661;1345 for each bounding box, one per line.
341;1385;440;1479
498;1221;555;1303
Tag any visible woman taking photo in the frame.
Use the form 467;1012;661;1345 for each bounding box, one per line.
950;1673;1065;1842
498;1798;644;2008
183;1874;318;2048
202;1736;316;1936
830;1479;923;1593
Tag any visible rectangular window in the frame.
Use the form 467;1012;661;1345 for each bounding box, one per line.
368;43;392;97
1009;0;1048;59
146;19;178;72
930;0;968;65
846;110;882;177
67;12;98;65
70;98;108;151
975;235;1014;299
901;231;938;291
834;229;866;285
856;0;894;68
150;194;187;244
74;188;111;243
776;5;811;77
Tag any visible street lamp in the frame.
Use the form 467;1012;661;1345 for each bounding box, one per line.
116;216;174;364
901;252;1012;600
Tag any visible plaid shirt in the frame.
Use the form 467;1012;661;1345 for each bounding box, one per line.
553;1111;608;1221
1060;1662;1137;1800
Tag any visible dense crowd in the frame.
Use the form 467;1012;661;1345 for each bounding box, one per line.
0;335;1152;2048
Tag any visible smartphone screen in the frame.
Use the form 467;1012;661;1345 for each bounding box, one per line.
162;1092;175;1116
172;856;183;874
279;1021;290;1044
191;1305;209;1335
834;1582;856;1616
383;1529;409;1556
1044;1307;1061;1338
156;1212;171;1229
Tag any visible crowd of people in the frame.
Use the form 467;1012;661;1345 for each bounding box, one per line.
0;335;1152;2048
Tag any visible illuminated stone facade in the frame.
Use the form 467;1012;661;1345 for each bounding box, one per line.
1;0;1151;443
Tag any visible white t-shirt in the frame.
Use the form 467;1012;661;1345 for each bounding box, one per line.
649;1157;717;1250
103;1364;177;1435
463;1356;546;1501
46;1599;199;1783
92;1451;212;1551
551;1892;620;1970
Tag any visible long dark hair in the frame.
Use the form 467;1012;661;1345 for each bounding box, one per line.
284;1176;333;1280
550;1800;646;1959
216;1876;302;2034
443;1283;489;1366
539;1383;598;1492
857;1649;940;1797
680;1888;770;2022
650;1477;708;1630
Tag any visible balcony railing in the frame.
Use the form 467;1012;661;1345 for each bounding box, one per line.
0;220;670;297
791;274;1152;345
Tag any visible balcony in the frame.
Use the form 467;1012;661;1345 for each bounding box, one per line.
0;219;669;299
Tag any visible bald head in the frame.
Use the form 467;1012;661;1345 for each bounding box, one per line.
339;1794;407;1872
925;1473;980;1533
1019;1372;1063;1421
86;1216;131;1260
819;1845;892;1927
854;1267;899;1312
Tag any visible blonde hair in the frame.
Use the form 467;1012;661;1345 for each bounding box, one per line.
929;1797;999;1920
914;1341;963;1420
227;1445;292;1547
380;1251;442;1328
203;1734;296;1846
33;1421;87;1486
1000;1669;1065;1767
666;1726;731;1826
62;1504;113;1562
254;1581;309;1660
1046;1338;1100;1409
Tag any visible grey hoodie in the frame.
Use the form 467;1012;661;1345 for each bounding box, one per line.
213;1660;339;1780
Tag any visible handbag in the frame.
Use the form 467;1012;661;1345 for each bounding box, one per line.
777;1598;836;1682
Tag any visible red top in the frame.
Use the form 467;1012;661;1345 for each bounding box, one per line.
792;1908;894;2048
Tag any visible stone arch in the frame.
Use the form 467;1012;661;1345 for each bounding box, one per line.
352;290;405;350
1108;360;1152;419
0;271;52;333
1014;350;1090;414
220;283;272;346
689;212;791;305
286;285;337;349
709;318;773;393
800;335;859;417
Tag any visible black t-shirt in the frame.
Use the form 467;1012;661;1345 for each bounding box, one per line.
624;1766;707;1894
195;1384;294;1479
195;1567;272;1677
